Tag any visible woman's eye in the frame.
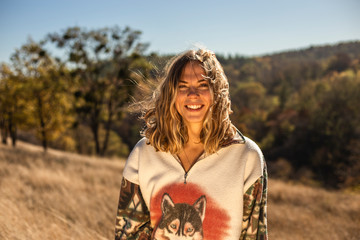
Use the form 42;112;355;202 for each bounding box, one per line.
199;83;209;88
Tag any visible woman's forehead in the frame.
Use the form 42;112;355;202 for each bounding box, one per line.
180;62;205;79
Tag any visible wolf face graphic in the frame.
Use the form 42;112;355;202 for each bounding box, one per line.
153;193;207;240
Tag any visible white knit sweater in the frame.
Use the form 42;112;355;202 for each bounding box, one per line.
123;134;265;240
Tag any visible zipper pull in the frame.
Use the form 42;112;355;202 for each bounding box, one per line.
184;172;188;184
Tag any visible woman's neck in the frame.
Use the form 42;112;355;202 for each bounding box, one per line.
177;123;205;172
179;143;204;172
186;122;202;145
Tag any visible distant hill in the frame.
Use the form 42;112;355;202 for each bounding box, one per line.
265;41;360;61
1;142;360;239
213;40;360;190
216;40;360;91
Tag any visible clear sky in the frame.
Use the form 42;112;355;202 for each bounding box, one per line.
0;0;359;63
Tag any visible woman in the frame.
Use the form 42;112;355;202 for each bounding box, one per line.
115;49;268;240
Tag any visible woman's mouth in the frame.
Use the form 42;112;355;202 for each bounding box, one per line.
185;105;203;110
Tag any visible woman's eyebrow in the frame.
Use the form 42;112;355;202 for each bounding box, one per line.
178;79;206;84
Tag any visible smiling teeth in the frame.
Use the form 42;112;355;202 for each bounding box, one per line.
187;105;202;109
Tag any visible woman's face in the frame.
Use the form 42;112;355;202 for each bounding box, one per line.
175;62;213;127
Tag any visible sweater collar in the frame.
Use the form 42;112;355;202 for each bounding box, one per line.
220;129;246;148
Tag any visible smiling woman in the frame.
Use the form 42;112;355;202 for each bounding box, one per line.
143;50;237;156
114;48;268;240
175;62;213;126
174;61;214;171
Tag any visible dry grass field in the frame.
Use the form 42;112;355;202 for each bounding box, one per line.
0;141;359;240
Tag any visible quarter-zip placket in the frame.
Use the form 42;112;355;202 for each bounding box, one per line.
184;172;188;184
173;153;205;184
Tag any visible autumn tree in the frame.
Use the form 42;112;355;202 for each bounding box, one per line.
0;64;11;144
10;39;73;151
47;26;151;156
0;63;28;146
308;72;360;187
326;53;351;73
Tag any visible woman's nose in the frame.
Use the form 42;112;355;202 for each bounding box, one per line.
187;87;199;96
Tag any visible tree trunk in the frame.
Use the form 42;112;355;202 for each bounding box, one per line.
91;122;100;155
90;99;103;155
0;117;8;145
11;128;17;147
37;96;47;152
8;112;17;147
41;127;47;152
100;99;113;156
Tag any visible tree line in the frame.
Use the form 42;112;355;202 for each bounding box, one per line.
219;43;360;190
0;26;151;157
1;26;359;189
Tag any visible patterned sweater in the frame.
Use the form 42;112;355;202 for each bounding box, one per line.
115;133;268;240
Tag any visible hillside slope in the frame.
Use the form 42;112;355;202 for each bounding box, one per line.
0;142;359;239
0;142;125;240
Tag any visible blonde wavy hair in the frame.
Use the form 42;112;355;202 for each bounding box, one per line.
142;48;236;154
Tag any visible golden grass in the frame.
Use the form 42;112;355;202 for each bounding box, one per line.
268;179;360;239
1;141;359;239
0;142;124;240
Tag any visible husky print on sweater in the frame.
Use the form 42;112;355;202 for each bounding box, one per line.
154;193;206;240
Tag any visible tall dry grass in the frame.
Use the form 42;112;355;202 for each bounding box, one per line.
0;141;124;240
0;141;359;239
268;179;360;239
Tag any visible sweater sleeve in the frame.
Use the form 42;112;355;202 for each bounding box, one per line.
122;139;146;185
115;177;153;240
242;137;265;193
239;163;268;240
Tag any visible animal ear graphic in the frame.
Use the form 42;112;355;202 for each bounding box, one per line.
193;195;207;222
161;193;175;215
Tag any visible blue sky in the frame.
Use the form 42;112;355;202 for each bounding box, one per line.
1;0;359;63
